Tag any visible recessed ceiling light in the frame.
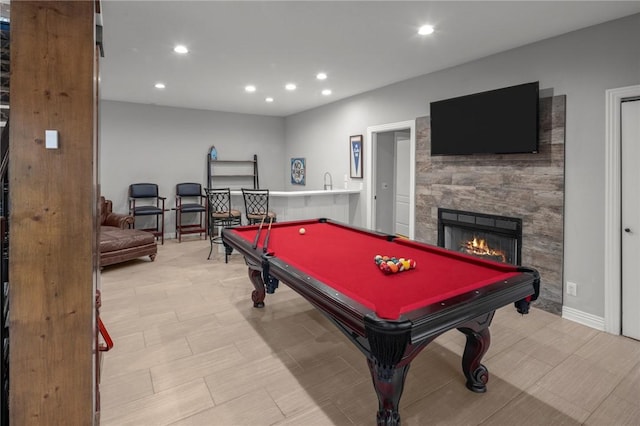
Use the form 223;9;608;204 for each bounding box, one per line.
285;83;297;91
316;73;327;80
173;45;189;54
418;25;435;35
265;97;274;103
321;89;332;96
245;85;256;93
154;83;166;89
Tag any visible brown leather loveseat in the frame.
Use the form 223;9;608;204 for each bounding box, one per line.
100;197;157;267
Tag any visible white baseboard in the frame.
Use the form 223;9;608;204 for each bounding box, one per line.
562;306;605;331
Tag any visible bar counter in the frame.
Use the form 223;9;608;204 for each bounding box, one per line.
230;189;361;223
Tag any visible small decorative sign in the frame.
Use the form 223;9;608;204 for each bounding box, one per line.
291;157;306;185
350;135;363;178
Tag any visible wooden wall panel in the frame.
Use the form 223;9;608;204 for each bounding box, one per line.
9;2;97;425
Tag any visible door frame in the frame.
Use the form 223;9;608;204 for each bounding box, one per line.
366;120;416;239
604;84;640;334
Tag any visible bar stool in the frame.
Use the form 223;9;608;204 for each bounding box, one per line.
128;183;166;244
206;188;241;262
241;188;277;225
175;183;207;242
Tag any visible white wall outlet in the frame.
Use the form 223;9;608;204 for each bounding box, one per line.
566;281;577;296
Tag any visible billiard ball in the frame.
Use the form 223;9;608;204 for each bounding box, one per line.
299;228;306;235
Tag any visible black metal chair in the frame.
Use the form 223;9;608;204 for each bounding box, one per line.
175;182;207;243
241;188;277;225
206;188;241;262
128;183;166;244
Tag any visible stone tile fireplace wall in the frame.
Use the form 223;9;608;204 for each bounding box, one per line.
415;95;565;314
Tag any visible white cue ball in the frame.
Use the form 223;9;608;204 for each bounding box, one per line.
299;227;306;235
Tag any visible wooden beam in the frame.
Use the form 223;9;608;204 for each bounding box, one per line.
9;1;97;424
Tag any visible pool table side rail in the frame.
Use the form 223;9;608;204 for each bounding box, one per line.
406;272;536;343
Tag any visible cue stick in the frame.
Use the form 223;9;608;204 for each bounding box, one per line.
263;217;274;253
252;216;266;249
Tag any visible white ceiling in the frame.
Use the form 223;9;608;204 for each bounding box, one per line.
100;1;640;117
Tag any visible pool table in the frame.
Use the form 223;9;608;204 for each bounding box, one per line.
222;218;539;425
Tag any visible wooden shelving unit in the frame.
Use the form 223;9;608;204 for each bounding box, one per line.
207;147;258;190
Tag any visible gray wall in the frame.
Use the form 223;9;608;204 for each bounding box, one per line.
100;14;640;320
100;101;286;234
283;14;640;318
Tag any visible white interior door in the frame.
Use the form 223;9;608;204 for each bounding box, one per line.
375;131;395;234
394;134;410;237
622;98;640;340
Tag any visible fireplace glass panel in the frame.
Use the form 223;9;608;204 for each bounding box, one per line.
443;225;518;265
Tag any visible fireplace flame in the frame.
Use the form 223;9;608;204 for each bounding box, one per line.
462;236;506;263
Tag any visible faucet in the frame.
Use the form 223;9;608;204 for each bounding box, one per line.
323;172;333;190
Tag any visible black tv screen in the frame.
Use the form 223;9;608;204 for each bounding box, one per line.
430;82;539;156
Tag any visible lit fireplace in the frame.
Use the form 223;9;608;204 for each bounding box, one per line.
462;236;507;263
437;208;522;265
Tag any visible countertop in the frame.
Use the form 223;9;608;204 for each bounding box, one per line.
230;189;361;197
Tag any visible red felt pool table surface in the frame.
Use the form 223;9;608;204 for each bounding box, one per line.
229;219;520;320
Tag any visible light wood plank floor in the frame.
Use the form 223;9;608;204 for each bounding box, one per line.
99;238;640;425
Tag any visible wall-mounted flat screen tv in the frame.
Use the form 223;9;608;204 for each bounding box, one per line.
430;81;539;156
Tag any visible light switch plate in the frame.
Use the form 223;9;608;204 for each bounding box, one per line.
45;130;58;149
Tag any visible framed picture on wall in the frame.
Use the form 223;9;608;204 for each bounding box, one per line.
291;157;306;185
350;134;363;178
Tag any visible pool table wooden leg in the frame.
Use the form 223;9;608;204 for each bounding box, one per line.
247;268;265;308
363;317;414;425
457;311;494;393
367;359;409;426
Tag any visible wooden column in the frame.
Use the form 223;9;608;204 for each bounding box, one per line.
9;2;97;425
